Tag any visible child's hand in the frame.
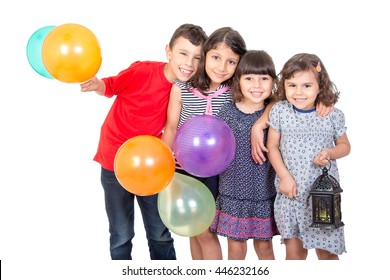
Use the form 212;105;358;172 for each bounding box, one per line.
313;150;331;166
80;76;99;92
316;102;334;118
279;175;298;199
251;122;269;165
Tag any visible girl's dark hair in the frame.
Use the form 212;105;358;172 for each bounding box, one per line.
232;50;277;103
169;23;207;49
276;53;339;106
190;27;247;94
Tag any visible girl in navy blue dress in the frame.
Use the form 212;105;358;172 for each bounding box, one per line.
210;50;279;260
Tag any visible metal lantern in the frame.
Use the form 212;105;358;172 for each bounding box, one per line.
309;163;344;229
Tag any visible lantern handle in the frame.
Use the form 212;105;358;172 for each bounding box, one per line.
324;159;332;172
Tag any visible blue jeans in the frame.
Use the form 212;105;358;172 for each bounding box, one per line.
100;167;176;260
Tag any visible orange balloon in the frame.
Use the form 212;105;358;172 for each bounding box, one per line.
114;136;175;196
42;23;102;83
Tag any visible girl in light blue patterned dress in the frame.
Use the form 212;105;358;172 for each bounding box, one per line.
267;53;351;260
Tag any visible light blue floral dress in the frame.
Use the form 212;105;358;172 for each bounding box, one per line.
268;100;347;255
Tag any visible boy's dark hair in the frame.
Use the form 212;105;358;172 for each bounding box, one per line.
276;53;339;106
169;23;207;49
232;50;277;103
190;27;247;94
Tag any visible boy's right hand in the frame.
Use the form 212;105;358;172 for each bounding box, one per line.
80;76;99;92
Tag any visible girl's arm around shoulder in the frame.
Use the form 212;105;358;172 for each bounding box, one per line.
316;101;334;117
250;99;277;164
162;84;182;150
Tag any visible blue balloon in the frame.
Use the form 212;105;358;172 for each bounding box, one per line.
26;26;56;79
173;115;236;177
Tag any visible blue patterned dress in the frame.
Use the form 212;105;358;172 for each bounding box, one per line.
268;100;347;255
210;101;279;241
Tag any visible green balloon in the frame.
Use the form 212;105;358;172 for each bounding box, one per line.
158;172;216;237
26;26;56;79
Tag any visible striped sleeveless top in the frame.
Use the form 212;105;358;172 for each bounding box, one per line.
175;80;232;127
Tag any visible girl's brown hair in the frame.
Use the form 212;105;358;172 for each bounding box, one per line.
232;50;277;103
276;53;339;106
190;27;247;94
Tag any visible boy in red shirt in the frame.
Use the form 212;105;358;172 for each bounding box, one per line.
80;23;207;260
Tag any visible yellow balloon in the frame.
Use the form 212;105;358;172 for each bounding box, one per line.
42;23;102;83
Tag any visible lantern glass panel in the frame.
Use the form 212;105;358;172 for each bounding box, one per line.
313;195;332;224
334;194;341;221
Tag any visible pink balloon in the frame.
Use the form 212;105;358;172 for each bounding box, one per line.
173;115;235;177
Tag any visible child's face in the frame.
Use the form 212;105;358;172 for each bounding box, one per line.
239;74;273;106
285;70;319;110
205;43;240;90
165;37;202;83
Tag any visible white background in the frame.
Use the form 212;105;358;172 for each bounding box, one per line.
1;0;388;279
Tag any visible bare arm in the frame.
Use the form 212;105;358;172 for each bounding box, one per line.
251;99;277;164
267;127;298;198
80;76;106;96
161;84;182;150
313;133;351;166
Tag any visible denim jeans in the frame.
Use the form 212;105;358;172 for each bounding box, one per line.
100;167;176;260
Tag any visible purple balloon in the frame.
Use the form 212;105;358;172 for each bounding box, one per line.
173;115;236;177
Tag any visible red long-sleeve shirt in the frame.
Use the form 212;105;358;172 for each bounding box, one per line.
94;61;172;170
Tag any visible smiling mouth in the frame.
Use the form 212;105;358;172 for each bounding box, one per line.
213;72;226;79
251;91;263;98
180;68;193;75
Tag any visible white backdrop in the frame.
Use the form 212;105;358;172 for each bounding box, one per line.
1;0;388;279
